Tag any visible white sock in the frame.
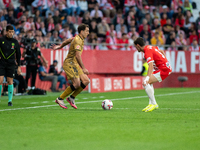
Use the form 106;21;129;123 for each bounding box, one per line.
144;84;157;105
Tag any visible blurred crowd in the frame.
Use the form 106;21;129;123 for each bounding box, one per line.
0;0;200;51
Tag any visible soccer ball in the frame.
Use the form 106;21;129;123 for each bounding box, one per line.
101;99;113;110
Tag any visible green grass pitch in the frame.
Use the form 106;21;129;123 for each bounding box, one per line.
0;88;200;150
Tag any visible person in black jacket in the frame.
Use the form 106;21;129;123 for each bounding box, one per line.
49;60;68;91
22;38;47;90
0;25;21;106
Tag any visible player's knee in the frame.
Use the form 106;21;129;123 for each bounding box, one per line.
82;79;90;86
73;82;81;89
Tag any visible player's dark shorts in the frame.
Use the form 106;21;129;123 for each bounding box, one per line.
0;63;15;78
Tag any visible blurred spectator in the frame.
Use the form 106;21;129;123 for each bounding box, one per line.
97;19;110;38
145;13;152;26
77;0;88;12
49;60;68;91
150;9;160;21
50;31;61;42
173;6;183;22
175;14;185;29
82;11;91;25
45;5;54;18
175;32;187;50
90;5;103;18
166;31;176;45
151;32;164;45
35;17;41;30
106;31;118;50
88;0;98;12
38;61;58;92
53;10;61;25
189;30;198;45
66;0;81;16
151;18;160;30
167;41;178;50
161;5;171;19
140;24;151;39
3;0;11;8
128;26;139;38
126;11;135;26
57;2;68;21
135;4;148;23
106;24;117;37
184;10;195;32
118;33;129;50
47;18;55;32
160;13;167;27
89;19;98;33
116;18;128;33
128;19;136;32
175;25;185;38
5;9;15;25
143;33;150;45
65;16;76;35
163;19;174;37
34;10;41;22
196;12;200;36
39;22;47;36
88;32;97;44
138;18;150;34
183;0;193;13
0;0;5;11
99;0;116;18
171;0;183;14
113;10;123;27
92;10;102;24
189;39;199;51
99;39;108;50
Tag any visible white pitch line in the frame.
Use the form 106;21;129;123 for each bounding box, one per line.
0;90;200;112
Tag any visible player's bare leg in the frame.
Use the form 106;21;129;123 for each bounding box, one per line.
142;75;159;112
67;74;90;109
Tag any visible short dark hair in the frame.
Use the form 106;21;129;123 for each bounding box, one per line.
78;24;89;33
134;37;145;47
6;25;14;31
122;33;127;36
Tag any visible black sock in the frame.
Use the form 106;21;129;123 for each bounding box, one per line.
58;97;63;100
70;95;75;99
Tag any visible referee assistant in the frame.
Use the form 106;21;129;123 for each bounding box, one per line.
0;25;21;106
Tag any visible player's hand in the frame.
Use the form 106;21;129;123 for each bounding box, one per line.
83;68;89;75
50;44;61;50
17;67;22;75
143;76;150;86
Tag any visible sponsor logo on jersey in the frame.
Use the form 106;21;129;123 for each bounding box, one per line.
76;45;80;49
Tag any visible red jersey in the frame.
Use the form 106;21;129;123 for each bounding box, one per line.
144;45;169;70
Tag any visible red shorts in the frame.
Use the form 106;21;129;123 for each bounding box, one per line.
153;67;172;82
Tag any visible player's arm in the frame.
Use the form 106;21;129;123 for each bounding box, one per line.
76;51;89;75
143;62;153;85
51;37;74;50
147;62;153;77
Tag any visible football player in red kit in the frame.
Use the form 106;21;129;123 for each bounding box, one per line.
134;37;172;112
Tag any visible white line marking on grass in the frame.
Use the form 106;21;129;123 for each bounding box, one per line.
99;96;105;98
0;91;199;112
42;101;49;103
30;102;39;104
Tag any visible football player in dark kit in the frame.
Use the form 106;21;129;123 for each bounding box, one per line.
0;25;21;106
